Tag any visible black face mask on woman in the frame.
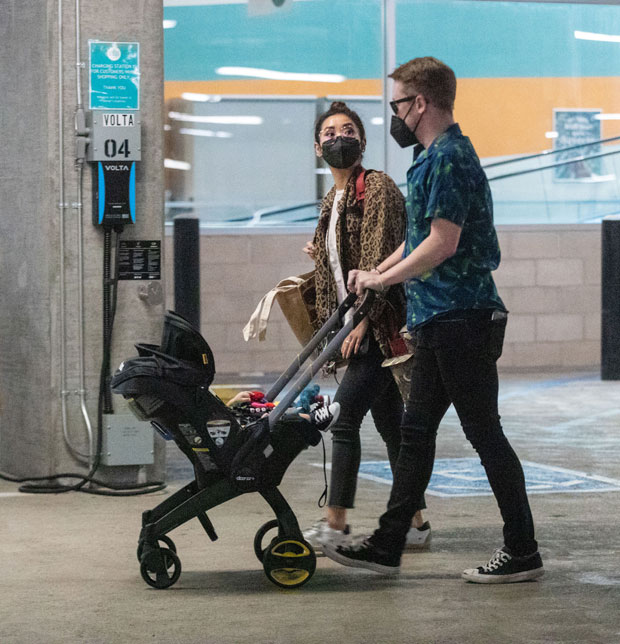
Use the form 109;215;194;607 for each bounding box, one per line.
321;136;362;169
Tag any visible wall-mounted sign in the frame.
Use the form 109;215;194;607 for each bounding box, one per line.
553;108;601;181
87;110;141;162
89;41;140;110
118;240;161;280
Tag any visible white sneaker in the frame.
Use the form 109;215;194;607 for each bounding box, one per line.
310;402;340;432
404;521;431;551
302;518;351;554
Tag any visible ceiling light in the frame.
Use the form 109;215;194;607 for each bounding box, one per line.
574;30;620;43
169;111;263;125
181;92;222;103
216;66;346;83
179;127;233;138
164;158;191;170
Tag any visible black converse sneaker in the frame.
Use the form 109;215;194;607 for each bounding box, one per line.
322;537;400;575
462;546;544;584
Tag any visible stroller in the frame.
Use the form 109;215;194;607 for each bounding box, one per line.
111;290;374;590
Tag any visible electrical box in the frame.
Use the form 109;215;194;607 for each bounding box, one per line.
101;414;154;466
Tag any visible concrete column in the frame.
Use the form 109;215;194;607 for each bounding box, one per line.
0;0;166;485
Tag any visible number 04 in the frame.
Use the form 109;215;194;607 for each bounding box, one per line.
104;138;131;158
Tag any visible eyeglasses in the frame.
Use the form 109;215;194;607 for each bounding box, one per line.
390;94;418;115
319;123;358;140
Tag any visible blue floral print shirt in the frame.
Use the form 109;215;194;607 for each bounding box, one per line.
403;123;505;330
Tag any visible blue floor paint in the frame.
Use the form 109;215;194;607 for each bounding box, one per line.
349;458;620;497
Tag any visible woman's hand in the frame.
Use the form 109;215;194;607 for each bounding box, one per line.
303;241;316;260
341;317;370;360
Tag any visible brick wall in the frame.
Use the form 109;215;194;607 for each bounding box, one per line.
165;224;602;375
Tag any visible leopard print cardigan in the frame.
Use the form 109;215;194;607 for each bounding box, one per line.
312;167;407;358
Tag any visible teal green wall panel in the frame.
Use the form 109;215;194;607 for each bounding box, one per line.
164;2;382;81
395;1;620;78
165;1;620;82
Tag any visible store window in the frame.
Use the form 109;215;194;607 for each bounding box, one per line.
164;0;620;226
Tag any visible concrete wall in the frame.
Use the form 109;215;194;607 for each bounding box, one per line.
0;0;165;480
165;224;602;376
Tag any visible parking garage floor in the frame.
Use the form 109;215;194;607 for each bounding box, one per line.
3;369;620;644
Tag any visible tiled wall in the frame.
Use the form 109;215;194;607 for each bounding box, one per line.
165;224;602;375
495;225;600;369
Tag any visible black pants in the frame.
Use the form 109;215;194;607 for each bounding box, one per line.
328;336;411;509
372;312;538;557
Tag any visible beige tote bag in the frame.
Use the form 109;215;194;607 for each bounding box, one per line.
243;271;317;346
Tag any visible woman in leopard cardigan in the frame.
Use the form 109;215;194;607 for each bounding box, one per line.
302;102;429;551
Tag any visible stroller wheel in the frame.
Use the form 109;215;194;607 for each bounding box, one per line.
253;519;279;563
140;547;182;589
262;537;316;589
137;534;176;563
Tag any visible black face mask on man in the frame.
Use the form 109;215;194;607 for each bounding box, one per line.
321;136;362;169
390;99;424;148
390;115;420;148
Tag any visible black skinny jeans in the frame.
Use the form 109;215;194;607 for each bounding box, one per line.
372;311;538;557
329;336;421;510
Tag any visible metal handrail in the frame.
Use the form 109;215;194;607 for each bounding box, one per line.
395;145;620;189
482;134;620;169
485;147;620;182
248;200;320;225
164;136;620;226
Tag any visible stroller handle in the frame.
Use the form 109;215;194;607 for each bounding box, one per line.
265;289;376;428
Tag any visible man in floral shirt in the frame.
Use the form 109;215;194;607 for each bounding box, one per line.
324;56;544;584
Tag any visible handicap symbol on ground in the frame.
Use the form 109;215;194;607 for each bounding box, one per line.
337;458;620;497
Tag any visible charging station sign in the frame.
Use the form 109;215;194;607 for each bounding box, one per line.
89;41;140;110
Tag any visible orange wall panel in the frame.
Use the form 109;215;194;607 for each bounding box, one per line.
457;77;620;157
165;77;620;158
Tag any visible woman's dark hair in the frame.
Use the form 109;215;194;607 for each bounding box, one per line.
314;101;366;145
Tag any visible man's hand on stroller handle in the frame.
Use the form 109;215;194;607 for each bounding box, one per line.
348;268;384;296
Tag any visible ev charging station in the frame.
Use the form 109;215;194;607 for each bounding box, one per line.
0;3;166;495
87;40;141;228
82;40;156;472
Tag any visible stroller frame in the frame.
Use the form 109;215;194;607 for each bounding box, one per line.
115;290;375;590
